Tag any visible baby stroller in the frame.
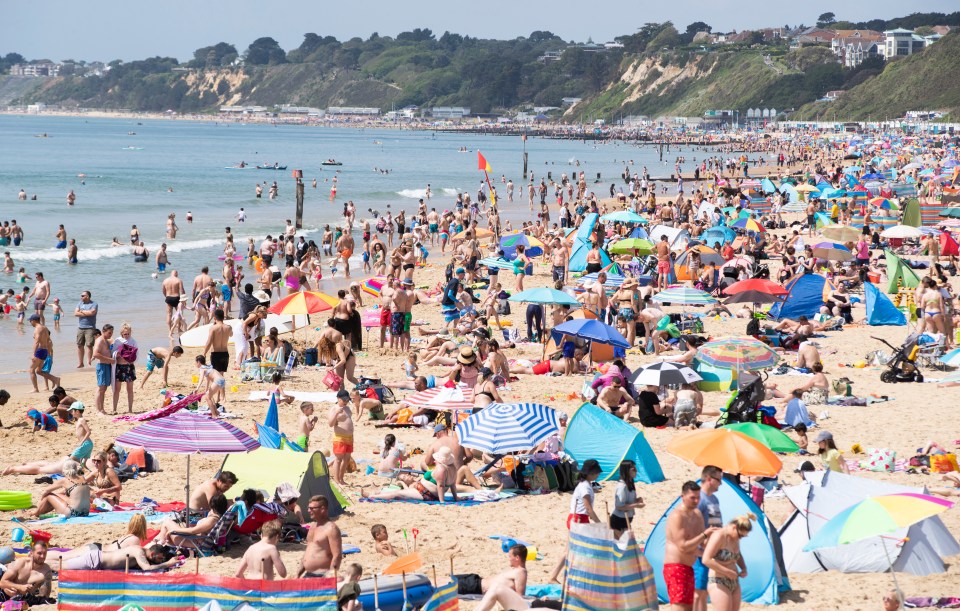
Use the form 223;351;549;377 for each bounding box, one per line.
873;334;923;383
716;372;767;426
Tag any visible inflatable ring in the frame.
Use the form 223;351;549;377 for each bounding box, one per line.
0;491;32;511
254;257;265;273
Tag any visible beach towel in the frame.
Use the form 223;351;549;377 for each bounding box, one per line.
113;393;203;422
360;491;516;507
845;458;908;473
247;391;337;402
904;597;960;608
28;511;174;527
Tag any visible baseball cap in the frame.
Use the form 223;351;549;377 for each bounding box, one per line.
70;401;85;412
433;423;447;436
28;314;40;323
455;267;465;274
813;430;833;443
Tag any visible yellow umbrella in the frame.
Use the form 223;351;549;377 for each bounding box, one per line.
795;184;819;192
452;228;494;240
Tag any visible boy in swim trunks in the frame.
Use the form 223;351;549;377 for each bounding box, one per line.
194;355;224;418
328;390;354;487
69;402;93;461
51;298;62;330
139;346;184;389
297;402;318;450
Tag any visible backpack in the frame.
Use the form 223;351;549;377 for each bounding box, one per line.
554;461;577;492
496;300;511;315
364;384;396;405
117;342;139;362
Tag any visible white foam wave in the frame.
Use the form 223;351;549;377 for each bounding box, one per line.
396;187;459;199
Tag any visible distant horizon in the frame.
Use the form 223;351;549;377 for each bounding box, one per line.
3;0;957;63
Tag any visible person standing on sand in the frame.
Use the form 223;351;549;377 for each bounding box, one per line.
378;276;395;349
93;324;116;414
75;290;98;368
336;231;355;278
161;270;185;330
664;481;707;611
28;271;51;326
297;496;342;578
28;314;59;393
204;309;232;375
328;389;354;488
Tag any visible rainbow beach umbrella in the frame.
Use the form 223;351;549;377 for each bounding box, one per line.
267;290;339;315
869;197;898;210
729;216;766;233
696;338;780;372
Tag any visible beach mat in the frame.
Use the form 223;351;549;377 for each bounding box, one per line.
360;491;516;507
247;391;337;402
845;458;908;473
28;511;174;527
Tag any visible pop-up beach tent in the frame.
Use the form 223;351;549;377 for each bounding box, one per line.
648;224;691;252
569;213;612;272
563;402;664;484
884;249;921;294
768;274;831;321
779;470;959;575
646;478;789;605
221;448;347;518
864;282;906;326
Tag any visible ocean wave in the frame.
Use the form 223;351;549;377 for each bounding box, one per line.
396;187;460;199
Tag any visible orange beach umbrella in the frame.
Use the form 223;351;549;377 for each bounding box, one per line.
267;291;339;315
666;428;782;476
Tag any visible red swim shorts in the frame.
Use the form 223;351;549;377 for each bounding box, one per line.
566;513;590;530
657;260;672;274
532;360;551;375
663;563;694;605
333;441;354;455
379;308;392;327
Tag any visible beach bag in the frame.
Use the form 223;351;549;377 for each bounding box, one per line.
322;370;343;391
528;465;551;493
862;448;896;473
117;342;139;362
554;461;577;492
931;453;959;473
832;378;853;397
908;455;930;468
364;384;396;405
497;300;511;315
241;360;262;382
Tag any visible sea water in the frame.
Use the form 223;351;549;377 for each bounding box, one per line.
0;114;711;381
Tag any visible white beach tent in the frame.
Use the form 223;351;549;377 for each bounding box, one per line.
779;470;959;575
646;224;690;252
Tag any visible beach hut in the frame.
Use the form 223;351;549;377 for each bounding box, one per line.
884;250;921;294
768;274;832;320
563;402;664;484
221;448;347;518
779;470;960;576
864;282;906;326
646;477;789;605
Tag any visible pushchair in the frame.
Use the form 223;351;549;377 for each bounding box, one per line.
872;334;923;383
716;372;767;426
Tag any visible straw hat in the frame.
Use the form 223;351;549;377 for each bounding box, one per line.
622;278;639;290
457;347;477;365
434;446;455;467
253;290;271;303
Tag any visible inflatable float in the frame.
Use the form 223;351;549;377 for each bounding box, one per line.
0;491;32;511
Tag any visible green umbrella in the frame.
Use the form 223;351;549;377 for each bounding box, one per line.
609;238;654;255
724;422;799;453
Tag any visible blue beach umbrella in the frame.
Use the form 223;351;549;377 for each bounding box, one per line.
600;210;648;224
702;226;736;245
551;318;631;348
500;232;544;259
456;402;561;453
508;287;580;306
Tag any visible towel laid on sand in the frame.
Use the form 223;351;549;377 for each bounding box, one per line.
29;511;174;527
248;391;338;402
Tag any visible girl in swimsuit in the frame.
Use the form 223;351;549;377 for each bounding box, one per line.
703;513;754;611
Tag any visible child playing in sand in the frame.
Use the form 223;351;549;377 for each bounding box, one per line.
51;298;62;330
235;519;287;580
405;352;419;379
371;524;397;557
793;423;810;454
139;345;184;389
297;402;317;450
194;355;224;418
270;371;295;405
338;563;363;611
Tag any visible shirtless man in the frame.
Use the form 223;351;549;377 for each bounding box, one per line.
336;231;355;278
422;424;467;471
378;277;396;348
596;377;635;418
664;481;708;611
236;519;287;580
28;271;50;326
192;266;213;303
455;543;528;599
794;340;822;369
161;270;185;330
259;261;274;302
28;315;59;393
551;237;569;284
298;496;342;578
155;493;227;546
0;540;52;601
187;471;237;513
49;544;181;572
93;324;115;413
392;279;416;352
155;243;169;273
656;235;672;291
66;239;78;265
203;309;232;374
426;208;440;246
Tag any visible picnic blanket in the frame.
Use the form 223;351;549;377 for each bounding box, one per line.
247;391;338;402
28;511;174;527
360;491;516;507
845;458;909;473
113;393;203;422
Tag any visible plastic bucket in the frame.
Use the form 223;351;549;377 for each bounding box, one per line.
11;527;24;542
867;272;880;284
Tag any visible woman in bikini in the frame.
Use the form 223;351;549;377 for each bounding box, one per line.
473;367;502;409
512;245;529;292
919;277;946;336
611;278;639;347
362;447;457;504
33;460;90;518
85;451;122;506
333;336;359;387
703;513;754;611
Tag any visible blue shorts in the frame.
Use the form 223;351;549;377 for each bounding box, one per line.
157;263;167;273
442;307;461;323
693;557;709;590
426;375;436;389
96;363;112;387
146;350;164;372
72;438;94;461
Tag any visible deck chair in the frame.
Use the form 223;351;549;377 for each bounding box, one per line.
231;504;282;536
168;511;238;557
283;351;298;377
917;336;947;370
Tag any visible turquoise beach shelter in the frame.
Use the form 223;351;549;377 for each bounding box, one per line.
563;402;664;484
645;478;790;605
569;213;611;272
864;282;906;326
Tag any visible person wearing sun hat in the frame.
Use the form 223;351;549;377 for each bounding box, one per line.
448;346;480;389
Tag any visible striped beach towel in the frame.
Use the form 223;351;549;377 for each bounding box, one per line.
562;523;659;611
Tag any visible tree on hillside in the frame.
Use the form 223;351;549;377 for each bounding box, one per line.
647;23;680;52
817;12;836;28
615;22;666;53
244;37;287;66
191;42;238;69
680;21;712;45
396;29;434;43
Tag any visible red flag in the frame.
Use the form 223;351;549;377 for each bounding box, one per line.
477;151;492;173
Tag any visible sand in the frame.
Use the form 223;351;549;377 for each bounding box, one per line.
0;194;958;611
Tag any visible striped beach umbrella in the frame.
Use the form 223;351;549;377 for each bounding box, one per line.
400;384;474;411
811;241;853;262
267;290;339;315
651;287;718;306
821;225;862;243
630;361;702;387
116;411;260;512
696;338;780;372
729;216;766;232
869;197;898;210
456;402;560;453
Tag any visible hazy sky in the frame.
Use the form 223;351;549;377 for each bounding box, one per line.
4;0;955;62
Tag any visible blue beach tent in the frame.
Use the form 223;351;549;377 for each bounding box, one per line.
645;478;790;605
864;282;906;326
563;402;664;484
768;274;829;321
569;213;611;272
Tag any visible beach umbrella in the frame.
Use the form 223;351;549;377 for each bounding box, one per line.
267;290;339;315
821;225;862;243
508;287;580;306
400;384;474;411
500;232;545;258
723;290;784;306
869;197;898;210
383;552;423;575
723;422;799;453
630;361;702;387
881;225;923;239
115;411;260;513
811;241;853;261
902;162;923;170
813;212;835;229
665;428;782;476
455;402;560;453
939;347;960;368
720;257;753;273
452;227;494;240
651;287;718;306
608;238;654;255
696;338;780;373
600;210;648;224
939;207;960;219
551;318;631;348
723;278;788;296
360;277;386;298
701;226;736;245
264;392;279;431
729;217;766;233
862;173;885;180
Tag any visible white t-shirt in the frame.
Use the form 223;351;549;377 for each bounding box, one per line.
570;480;594;515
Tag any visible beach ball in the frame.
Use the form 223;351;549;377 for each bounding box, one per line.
230;385;239;393
0;546;13;564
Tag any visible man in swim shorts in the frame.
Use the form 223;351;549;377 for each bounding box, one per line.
664;481;706;610
656;235;672;291
329;390;354;487
161;271;185;330
204;309;232;374
92;325;115;414
28;314;59;393
75;291;98;368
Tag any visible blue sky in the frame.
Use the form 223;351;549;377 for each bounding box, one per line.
3;0;956;62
